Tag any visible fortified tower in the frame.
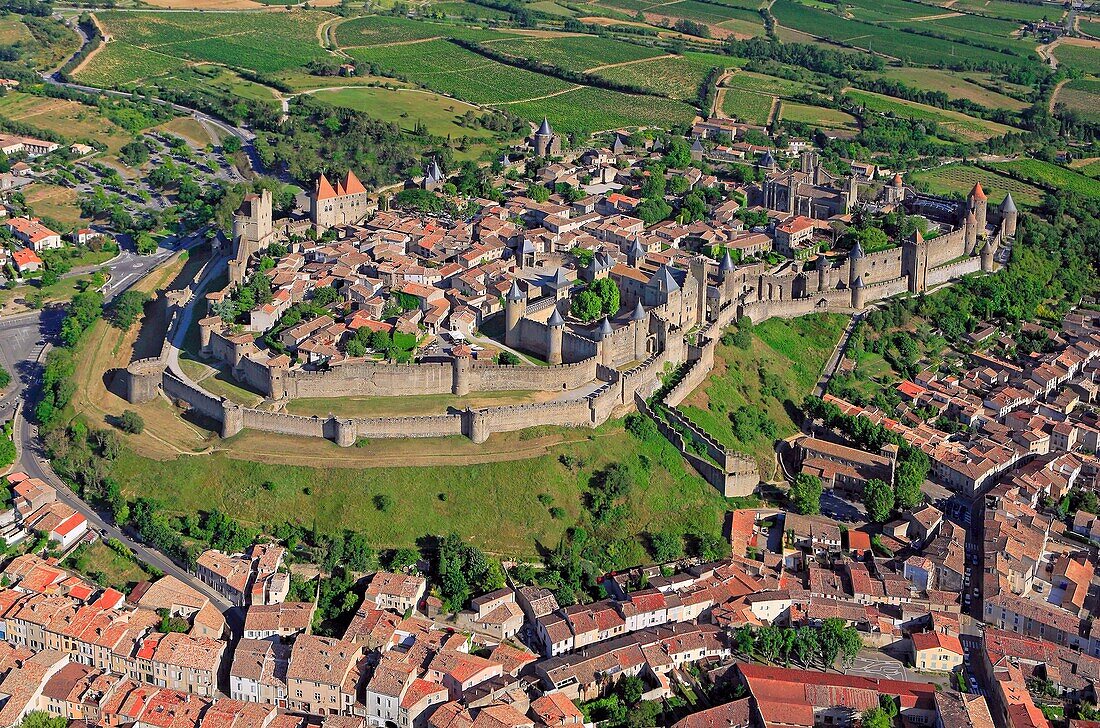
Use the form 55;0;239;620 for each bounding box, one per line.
981;239;996;273
902;229;929;294
968;182;988;233
597;316;614;367
547;307;564;365
848;240;865;289
505;280;526;349
631;301;647;361
851;276;866;310
1000;193;1018;238
964;208;978;256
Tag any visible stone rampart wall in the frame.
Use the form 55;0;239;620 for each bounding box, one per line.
927;227;967;268
925;256;982;288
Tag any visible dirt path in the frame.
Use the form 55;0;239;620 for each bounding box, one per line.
766;95;779;125
491;84;583;105
69;13;105;76
880;11;961;21
584;53;674;73
1049;77;1068;113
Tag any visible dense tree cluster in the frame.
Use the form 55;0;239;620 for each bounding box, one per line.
435;534;505;612
733;618;863;670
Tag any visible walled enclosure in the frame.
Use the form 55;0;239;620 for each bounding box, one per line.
122;183;1015;498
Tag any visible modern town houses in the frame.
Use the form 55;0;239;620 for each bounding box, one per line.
5;216;62;251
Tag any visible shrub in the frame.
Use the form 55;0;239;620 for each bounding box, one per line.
117;410;144;435
373;494;393;512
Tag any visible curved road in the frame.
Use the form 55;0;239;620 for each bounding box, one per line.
2;238;241;632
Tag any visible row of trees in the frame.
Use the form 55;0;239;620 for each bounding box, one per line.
732;618;864;671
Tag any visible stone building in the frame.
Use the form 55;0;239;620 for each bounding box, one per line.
530;118;561;158
310;170;371;230
758;152;857;219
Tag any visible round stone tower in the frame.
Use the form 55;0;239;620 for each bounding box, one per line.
631;300;647;361
968;182;988;234
999;192;1018;238
816;253;829;292
848;240;866;289
964;208;977;256
504;280;526;349
547;307;564;365
597;316;615;367
981;240;995;273
851;276;866;310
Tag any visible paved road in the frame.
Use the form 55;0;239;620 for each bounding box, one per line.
2;238;242;633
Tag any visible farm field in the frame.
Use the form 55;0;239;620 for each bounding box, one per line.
721;88;774;124
0;92;135;154
153;117;217;147
271;69;411;91
1052;40;1100;75
893;14;1033;55
1072;158;1100;178
347;39;574;104
679;314;848;477
949;0;1060;22
879;68;1029;110
74;40;187;86
771;0;1035;68
724;69;818;98
779;101;859;131
147;66;282;108
504;86;698;131
592;51;744;100
310;87;499;141
429;1;514;20
646;0;763;27
333;15;520;46
910;163;1043;206
490;34;665;73
1054;78;1100;124
89;10;332;75
845;88;1016;141
988;159;1100;199
1081;20;1100;38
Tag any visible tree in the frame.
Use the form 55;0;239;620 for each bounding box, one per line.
735;625;756;657
118;410;144;435
618;675;644;706
695;531;728;561
789;473;823;515
19;712;68;728
863;478;895;523
119;140;150;167
109;290;149;330
496;351;520;365
860;708;891;728
592;277;620;315
0;364;9;390
818;618;846;670
793;626;818;667
387;546;419;572
345;338;366;357
650;530;684;562
894;448;929;509
135;232;158;255
373;494;393;512
571;289;602;322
